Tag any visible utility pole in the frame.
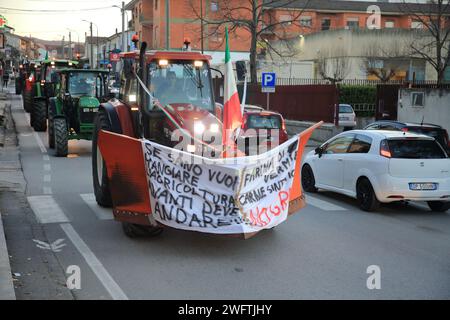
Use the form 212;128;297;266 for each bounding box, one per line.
90;22;93;69
61;35;65;59
122;1;126;52
200;0;204;53
68;31;72;60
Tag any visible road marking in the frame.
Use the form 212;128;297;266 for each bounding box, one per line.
43;174;51;182
60;223;128;300
44;163;51;171
43;155;50;161
80;194;114;220
305;195;347;211
43;186;53;195
33;239;67;252
27;196;69;224
33;132;47;153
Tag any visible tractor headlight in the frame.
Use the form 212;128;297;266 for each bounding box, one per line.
194;121;206;135
210;123;219;133
128;94;137;102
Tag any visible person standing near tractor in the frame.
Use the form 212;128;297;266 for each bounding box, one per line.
3;70;9;89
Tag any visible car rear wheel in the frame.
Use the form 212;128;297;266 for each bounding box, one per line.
427;201;450;212
356;178;380;212
92;110;112;207
301;164;318;193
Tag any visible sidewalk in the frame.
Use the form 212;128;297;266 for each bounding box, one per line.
0;89;17;300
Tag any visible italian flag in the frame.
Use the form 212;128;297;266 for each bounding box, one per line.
222;27;243;156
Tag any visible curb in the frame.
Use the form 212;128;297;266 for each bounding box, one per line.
0;211;16;300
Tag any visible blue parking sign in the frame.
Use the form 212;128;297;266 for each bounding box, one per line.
262;72;276;93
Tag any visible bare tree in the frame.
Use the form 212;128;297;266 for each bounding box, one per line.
361;43;403;82
400;0;450;85
188;0;311;83
317;49;351;84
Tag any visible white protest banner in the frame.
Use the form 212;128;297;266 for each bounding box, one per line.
143;135;300;235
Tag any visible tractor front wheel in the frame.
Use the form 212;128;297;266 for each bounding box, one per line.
92;110;112;207
122;223;164;238
54;118;68;157
32;99;47;132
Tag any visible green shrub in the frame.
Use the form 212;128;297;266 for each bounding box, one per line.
339;85;376;105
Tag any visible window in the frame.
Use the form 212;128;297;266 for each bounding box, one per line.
321;18;331;31
385;20;395;28
411;92;425;107
339;104;354;114
155;0;158;10
348;135;373;154
346;18;359;29
387;139;447;159
379;123;398;131
411;20;423;29
323;135;355;154
247;115;281;129
365;124;380;130
280;14;292;26
300;16;312;27
210;2;218;12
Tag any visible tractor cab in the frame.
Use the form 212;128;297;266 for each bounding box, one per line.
39;59;79;98
48;69;110;157
31;59;79;132
118;49;222;151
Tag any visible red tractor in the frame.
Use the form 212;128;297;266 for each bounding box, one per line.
92;43;223;237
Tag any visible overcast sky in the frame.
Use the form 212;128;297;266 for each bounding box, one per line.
0;0;128;41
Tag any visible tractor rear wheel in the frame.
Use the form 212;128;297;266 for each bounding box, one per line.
32;99;47;132
23;91;32;113
92;110;112;207
48;106;55;149
54;118;68;157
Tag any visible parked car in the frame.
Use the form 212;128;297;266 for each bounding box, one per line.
302;130;450;212
364;120;450;154
238;107;289;155
339;104;357;130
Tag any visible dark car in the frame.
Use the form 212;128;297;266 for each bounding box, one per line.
364;120;450;154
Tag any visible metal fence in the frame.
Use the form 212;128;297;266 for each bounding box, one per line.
255;77;450;87
352;103;376;113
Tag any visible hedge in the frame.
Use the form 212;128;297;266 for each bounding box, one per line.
338;85;377;105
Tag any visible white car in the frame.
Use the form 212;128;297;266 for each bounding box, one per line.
302;130;450;212
339;104;357;129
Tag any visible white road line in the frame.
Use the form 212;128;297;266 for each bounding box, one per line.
43;187;53;195
80;194;114;220
44;163;51;171
27;195;69;224
33;132;47;154
60;223;128;300
43;174;51;182
43;155;50;161
305;195;347;211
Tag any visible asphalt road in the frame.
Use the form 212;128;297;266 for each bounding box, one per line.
4;89;450;299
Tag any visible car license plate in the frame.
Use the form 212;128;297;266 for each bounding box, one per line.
409;183;438;191
83;108;97;113
340;117;349;121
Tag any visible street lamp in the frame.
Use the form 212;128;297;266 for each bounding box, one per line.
82;19;99;68
112;3;128;52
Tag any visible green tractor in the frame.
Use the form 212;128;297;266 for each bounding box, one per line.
48;69;111;157
31;59;79;132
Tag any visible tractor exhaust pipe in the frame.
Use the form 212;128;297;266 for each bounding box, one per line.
139;42;148;109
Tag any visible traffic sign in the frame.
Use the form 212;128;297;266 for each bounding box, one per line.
262;72;276;93
110;53;120;62
0;15;7;29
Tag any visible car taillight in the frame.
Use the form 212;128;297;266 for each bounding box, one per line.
401;127;409;132
380;139;391;158
282;120;286;131
445;130;450;147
